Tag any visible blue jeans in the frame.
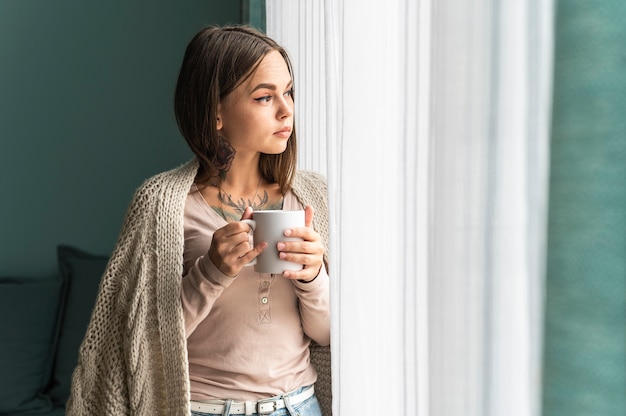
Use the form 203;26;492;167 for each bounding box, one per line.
190;386;322;416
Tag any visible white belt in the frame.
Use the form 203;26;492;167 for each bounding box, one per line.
190;385;314;415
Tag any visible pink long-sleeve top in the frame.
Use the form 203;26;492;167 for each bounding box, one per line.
181;185;330;402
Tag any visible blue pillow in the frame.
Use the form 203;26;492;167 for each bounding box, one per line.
0;276;64;414
46;245;108;405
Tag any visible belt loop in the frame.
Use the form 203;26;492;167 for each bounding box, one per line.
222;399;233;416
282;393;297;416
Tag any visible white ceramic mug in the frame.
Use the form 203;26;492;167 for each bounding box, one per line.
242;210;305;274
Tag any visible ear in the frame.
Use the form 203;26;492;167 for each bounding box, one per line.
216;103;223;130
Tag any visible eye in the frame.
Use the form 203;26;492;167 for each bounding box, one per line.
284;89;294;98
254;95;272;103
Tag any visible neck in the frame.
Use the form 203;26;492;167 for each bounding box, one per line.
210;154;262;193
214;168;266;218
219;173;262;195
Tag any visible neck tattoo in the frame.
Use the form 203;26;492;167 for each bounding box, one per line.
214;177;269;222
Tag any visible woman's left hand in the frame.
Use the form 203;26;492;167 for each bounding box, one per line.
278;205;324;282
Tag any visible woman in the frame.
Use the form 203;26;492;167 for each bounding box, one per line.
66;26;331;416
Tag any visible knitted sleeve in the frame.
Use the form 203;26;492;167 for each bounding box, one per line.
66;160;197;415
65;176;158;415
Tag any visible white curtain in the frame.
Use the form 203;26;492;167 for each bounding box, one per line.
267;1;554;415
266;1;328;175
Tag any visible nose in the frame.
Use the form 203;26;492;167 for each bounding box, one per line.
277;95;294;119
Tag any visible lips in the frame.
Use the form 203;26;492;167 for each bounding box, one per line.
274;127;292;138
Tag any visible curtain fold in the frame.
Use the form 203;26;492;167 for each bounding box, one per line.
267;1;553;415
266;1;327;175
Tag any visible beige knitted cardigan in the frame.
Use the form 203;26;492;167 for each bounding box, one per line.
66;159;332;416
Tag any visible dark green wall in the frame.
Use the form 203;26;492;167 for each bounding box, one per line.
543;1;626;415
0;1;242;277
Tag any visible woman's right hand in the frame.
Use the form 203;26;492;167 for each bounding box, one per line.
208;206;267;277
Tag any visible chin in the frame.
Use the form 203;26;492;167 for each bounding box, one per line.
264;142;289;155
263;150;288;156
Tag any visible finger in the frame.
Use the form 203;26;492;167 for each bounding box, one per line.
283;264;322;281
214;239;267;277
279;250;307;265
283;225;318;241
212;233;250;262
212;225;254;254
277;240;322;256
240;206;254;221
218;221;253;238
238;241;267;264
230;237;255;258
304;205;314;228
279;249;322;266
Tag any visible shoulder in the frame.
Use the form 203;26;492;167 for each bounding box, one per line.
293;170;327;192
118;159;198;232
291;169;328;213
295;169;327;185
132;159;199;203
110;159;198;275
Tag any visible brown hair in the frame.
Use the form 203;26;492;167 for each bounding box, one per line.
174;25;297;193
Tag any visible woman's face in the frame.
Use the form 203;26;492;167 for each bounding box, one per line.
217;50;294;156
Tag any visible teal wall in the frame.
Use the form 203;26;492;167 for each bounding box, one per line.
242;0;266;32
0;1;242;278
543;1;626;415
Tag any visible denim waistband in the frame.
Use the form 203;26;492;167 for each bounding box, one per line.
190;385;314;416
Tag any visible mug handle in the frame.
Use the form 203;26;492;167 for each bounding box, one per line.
241;219;256;267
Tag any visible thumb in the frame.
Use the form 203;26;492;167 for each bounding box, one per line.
304;205;315;227
240;206;254;220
